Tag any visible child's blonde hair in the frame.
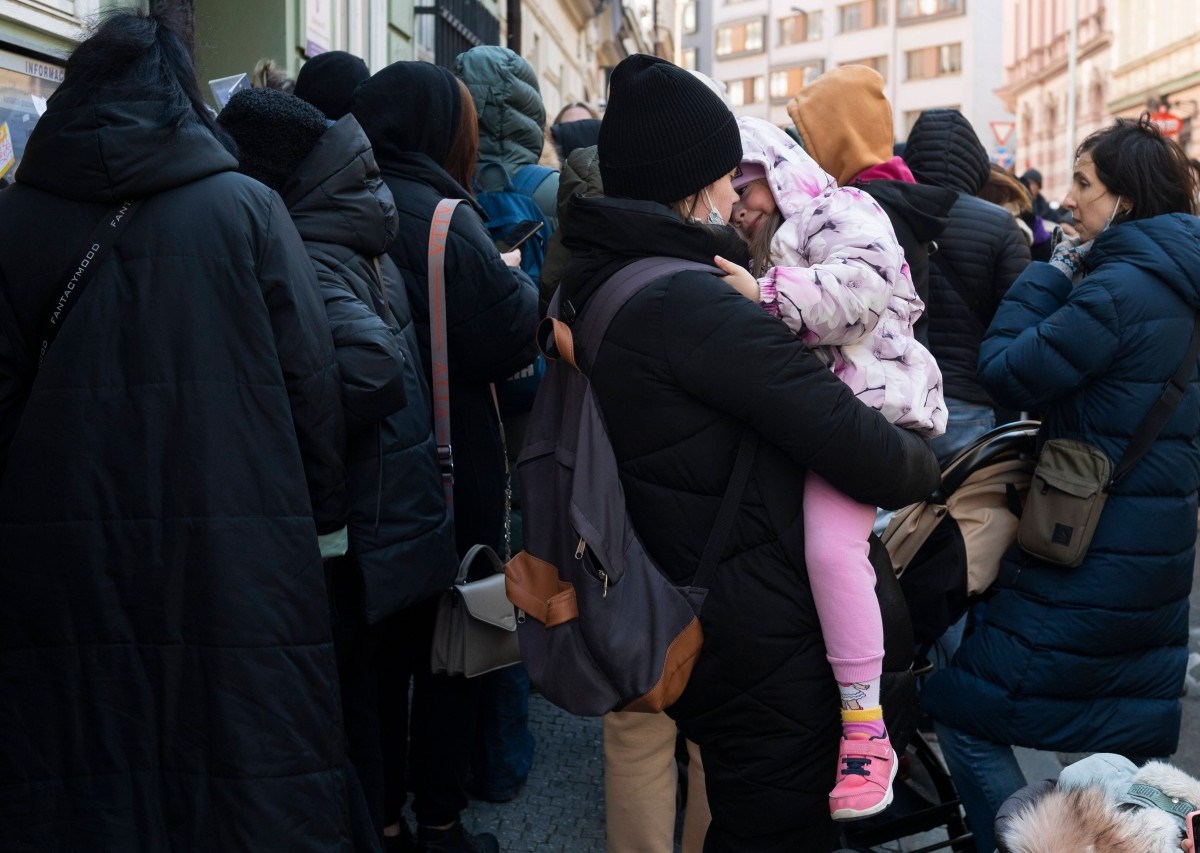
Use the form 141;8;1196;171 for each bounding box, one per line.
744;180;783;276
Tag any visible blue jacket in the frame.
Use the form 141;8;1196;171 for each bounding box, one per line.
922;213;1200;757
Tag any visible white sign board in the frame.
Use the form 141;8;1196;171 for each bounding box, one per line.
306;0;331;57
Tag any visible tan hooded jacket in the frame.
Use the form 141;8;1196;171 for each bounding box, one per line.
787;65;893;186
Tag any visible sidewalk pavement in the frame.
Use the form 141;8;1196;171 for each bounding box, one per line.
458;551;1200;852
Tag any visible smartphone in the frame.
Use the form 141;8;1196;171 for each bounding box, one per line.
497;220;543;253
1188;809;1200;849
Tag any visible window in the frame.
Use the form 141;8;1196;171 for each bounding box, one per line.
769;61;826;101
898;0;963;21
682;47;699;70
841;55;888;82
727;76;765;107
778;10;824;45
904;43;962;80
838;0;886;33
0;49;63;181
903;105;960;135
683;0;698;34
715;18;766;57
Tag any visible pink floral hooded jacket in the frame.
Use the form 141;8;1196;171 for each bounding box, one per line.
737;116;946;436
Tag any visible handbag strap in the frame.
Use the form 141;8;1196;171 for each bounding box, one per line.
428;199;463;517
1110;313;1200;487
38;198;142;369
455;542;503;586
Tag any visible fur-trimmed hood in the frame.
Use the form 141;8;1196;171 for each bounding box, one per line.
997;756;1199;853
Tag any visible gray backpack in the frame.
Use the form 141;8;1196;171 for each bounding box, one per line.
503;257;757;716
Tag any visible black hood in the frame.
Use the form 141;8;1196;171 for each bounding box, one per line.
280;114;398;258
560;194;750;313
16;98;236;203
856;179;956;243
902;109;991;196
552;119;601;160
351;61;462;173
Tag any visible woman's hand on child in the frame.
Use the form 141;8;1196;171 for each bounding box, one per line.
714;255;760;302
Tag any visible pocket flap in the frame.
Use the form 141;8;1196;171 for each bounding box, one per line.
1034;467;1104;498
1035;439;1111;498
458;574;518;631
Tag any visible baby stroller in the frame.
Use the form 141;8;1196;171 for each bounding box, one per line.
836;421;1040;852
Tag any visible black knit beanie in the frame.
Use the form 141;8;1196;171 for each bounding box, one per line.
217;87;328;191
599;54;741;205
293;50;370;120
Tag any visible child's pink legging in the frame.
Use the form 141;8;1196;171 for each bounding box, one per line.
804;470;884;688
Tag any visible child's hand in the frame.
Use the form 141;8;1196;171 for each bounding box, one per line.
714;255;759;302
501;248;522;268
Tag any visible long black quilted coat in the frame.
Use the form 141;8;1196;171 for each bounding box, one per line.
559;195;941;851
0;98;355;848
281;115;458;621
903;109;1031;405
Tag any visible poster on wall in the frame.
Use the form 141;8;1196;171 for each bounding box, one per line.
306;0;331;57
0;123;14;180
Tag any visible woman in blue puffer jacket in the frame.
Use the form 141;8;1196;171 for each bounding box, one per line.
922;117;1200;853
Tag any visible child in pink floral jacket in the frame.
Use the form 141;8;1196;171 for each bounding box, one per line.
717;116;946;822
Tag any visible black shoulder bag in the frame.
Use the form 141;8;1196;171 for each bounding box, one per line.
1018;314;1200;567
36;199;141;369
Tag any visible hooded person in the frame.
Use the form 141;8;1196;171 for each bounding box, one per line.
554;52;939;850
0;7;358;850
453;45;558;230
293;49;371;120
787;65;956;348
900;107;1031;463
351;60;538;853
218;87;460;846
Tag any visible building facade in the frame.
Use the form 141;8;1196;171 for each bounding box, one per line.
1108;0;1200;157
707;0;1011;155
998;0;1111;202
0;0;663;181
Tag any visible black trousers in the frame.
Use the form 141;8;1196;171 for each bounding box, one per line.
330;557;385;852
377;596;482;828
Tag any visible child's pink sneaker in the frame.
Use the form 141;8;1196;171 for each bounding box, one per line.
830;732;898;821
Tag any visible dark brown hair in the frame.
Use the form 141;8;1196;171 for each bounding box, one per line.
978;163;1032;216
444;78;479;195
1076;115;1197;221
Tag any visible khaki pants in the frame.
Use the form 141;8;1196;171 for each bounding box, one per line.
603;711;710;852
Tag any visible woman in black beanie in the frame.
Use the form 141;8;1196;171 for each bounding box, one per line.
555;53;939;851
351;61;539;853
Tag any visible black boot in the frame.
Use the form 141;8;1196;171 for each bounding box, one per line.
416;821;499;853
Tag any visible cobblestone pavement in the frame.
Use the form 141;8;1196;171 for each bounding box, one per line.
458;697;607;853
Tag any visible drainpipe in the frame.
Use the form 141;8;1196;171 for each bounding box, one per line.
1065;0;1079;188
508;0;521;52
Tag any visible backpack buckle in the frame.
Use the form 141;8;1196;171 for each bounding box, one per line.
437;443;455;484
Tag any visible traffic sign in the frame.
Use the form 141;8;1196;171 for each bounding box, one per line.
1150;111;1183;138
990;121;1015;147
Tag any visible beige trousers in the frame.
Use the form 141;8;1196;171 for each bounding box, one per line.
603;710;710;853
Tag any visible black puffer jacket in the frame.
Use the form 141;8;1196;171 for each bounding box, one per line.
903;109;1031;405
354;64;539;557
281;115;458;621
560;195;940;849
0;98;353;849
854;178;956;347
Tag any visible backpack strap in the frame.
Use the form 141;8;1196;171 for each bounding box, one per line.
510;164;555;197
428;198;464;517
569;255;757;593
572;257;721;372
693;430;759;591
